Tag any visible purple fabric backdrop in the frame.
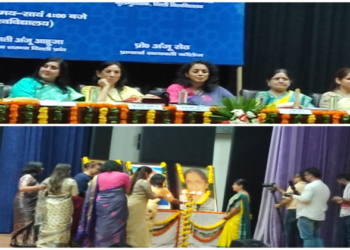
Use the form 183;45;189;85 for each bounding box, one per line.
253;127;350;247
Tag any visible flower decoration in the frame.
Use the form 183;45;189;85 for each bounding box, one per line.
125;161;133;177
146;109;156;124
211;97;264;124
38;107;49;124
99;108;108;124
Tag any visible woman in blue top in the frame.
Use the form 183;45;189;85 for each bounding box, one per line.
10;57;84;101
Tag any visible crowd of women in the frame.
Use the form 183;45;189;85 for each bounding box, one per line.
9;161;251;248
7;56;350;109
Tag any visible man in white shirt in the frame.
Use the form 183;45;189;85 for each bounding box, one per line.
332;173;350;247
286;168;330;248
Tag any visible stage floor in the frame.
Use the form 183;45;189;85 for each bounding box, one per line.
0;234;11;248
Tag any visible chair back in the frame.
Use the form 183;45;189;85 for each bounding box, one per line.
311;93;322;107
240;89;259;100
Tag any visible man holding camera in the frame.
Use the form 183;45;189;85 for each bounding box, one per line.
285;168;330;248
332;173;350;247
274;172;307;247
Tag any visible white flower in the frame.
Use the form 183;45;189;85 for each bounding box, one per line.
231;109;244;117
246;111;256;118
251;118;260;124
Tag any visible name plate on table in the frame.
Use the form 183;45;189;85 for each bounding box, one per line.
174;105;210;112
278;109;312;115
39;101;77;107
127;103;164;110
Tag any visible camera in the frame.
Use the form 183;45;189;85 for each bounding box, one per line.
262;183;276;188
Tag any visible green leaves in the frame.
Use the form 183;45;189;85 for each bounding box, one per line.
211;97;265;122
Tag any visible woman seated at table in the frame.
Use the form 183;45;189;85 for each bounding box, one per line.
167;60;234;106
217;179;251;247
320;68;350;109
255;69;314;108
9;57;84;101
146;174;183;246
81;61;144;102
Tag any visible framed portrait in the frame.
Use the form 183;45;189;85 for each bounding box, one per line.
177;165;218;212
128;163;171;210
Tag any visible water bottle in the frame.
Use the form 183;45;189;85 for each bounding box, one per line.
0;83;4;101
178;89;188;104
89;87;99;102
329;96;339;110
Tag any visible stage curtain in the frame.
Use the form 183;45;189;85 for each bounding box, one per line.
0;127;92;233
244;3;350;95
254;127;350;247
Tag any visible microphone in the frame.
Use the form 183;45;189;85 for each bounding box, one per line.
288;180;299;195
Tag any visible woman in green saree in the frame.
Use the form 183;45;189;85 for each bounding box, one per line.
217;179;251;247
10;57;84;101
255;69;314;108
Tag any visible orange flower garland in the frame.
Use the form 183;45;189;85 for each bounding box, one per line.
9;104;19;124
193;230;222;243
175;111;184;124
70;106;78;124
281;114;290;124
119;105;129;124
332;113;341;124
153;217;178;236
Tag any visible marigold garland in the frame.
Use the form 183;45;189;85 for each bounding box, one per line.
193;229;222;243
9;104;19;124
281;114;290;124
203;111;212;124
307;114;316;124
120;106;129;124
37;107;49;124
333;114;340;124
175;111;184;124
154;211;180;226
191;219;226;230
176;163;186;187
70;106;78;124
153;217;178;236
160;162;167;177
146;109;156;124
125;161;133;177
82;156;90;165
99;107;108;124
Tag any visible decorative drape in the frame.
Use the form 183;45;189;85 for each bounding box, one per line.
254;127;350;247
0;127;92;233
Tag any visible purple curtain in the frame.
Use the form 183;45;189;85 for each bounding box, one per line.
254;127;350;247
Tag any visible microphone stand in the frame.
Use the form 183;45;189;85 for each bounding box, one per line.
269;188;284;247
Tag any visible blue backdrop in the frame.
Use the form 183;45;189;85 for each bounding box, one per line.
0;2;245;65
0;127;92;233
